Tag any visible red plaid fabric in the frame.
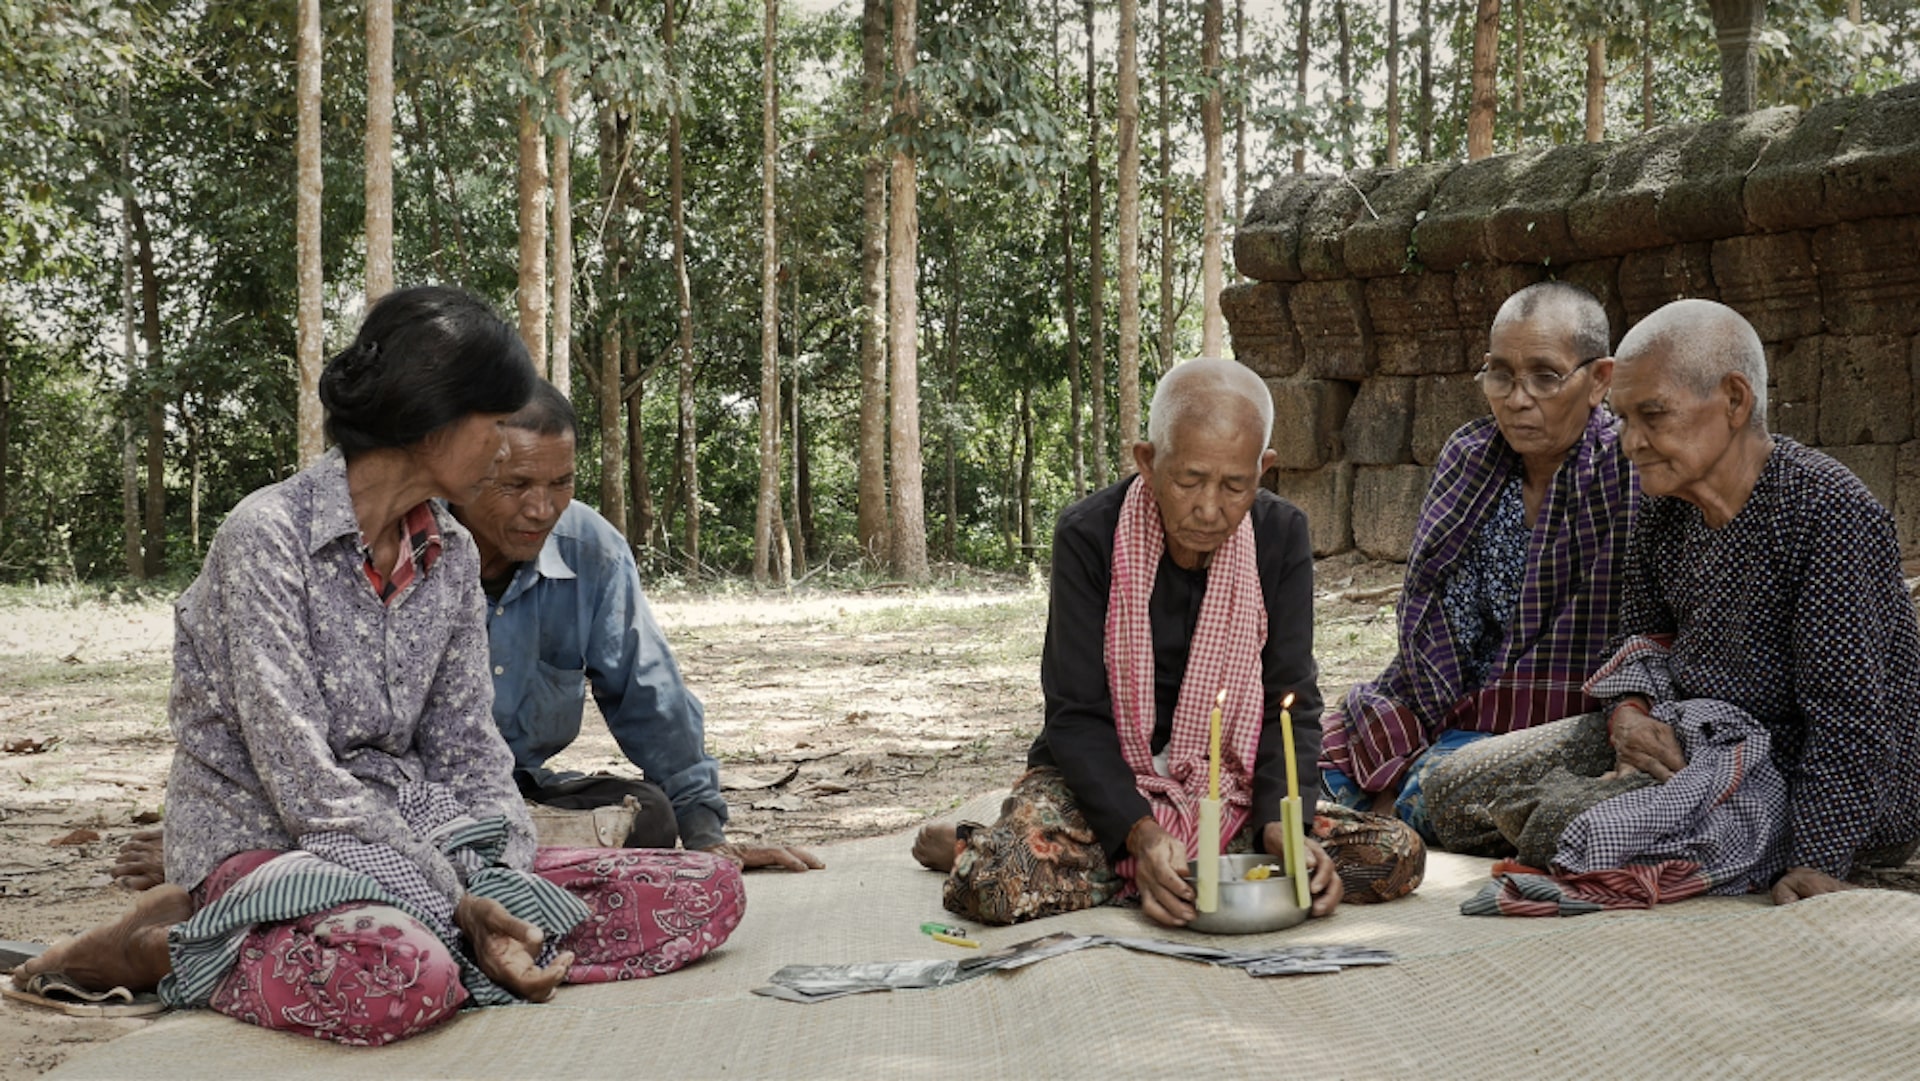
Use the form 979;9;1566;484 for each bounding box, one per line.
1103;478;1266;867
362;502;443;605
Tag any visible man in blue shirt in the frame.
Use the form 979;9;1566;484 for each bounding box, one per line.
451;381;822;873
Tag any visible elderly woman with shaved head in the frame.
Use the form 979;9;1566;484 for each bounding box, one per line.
1425;299;1920;906
913;358;1424;926
1320;282;1638;844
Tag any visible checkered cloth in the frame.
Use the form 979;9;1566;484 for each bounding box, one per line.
1462;635;1789;916
1103;477;1265;872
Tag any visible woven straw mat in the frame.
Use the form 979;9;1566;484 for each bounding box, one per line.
42;790;1920;1079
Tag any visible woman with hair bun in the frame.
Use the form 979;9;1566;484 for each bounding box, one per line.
12;287;743;1045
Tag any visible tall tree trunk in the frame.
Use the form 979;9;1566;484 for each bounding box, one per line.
1019;383;1034;550
591;76;629;545
888;0;928;582
1642;0;1655;130
129;198;165;577
1468;0;1501;161
1336;0;1353;169
599;319;627;540
365;0;394;300
1055;2;1085;498
886;7;927;579
1117;0;1142;457
550;65;573;394
1386;0;1401;167
1085;0;1108;488
120;119;141;578
296;0;324;466
187;412;201;554
789;291;809;576
517;14;550;369
1156;0;1176;376
1201;0;1225;356
754;0;787;588
626;354;654;550
1419;0;1433;160
1585;37;1606;143
1062;174;1087;499
856;0;890;566
1292;0;1309;174
666;0;700;572
941;220;962;561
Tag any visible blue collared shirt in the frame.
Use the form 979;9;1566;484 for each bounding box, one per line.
484;501;728;849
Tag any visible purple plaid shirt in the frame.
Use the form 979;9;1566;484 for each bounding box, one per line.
1322;409;1637;791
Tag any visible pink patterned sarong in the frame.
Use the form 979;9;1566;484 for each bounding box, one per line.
195;846;744;1046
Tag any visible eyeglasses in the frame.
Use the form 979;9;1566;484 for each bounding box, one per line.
1474;355;1604;401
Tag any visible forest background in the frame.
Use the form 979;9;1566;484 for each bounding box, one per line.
2;0;1917;589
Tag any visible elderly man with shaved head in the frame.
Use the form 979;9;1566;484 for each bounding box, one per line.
913;358;1424;927
1426;299;1920;907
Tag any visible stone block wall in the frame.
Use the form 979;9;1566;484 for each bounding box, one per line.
1227;83;1920;559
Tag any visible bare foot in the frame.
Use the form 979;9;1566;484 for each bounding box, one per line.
912;824;958;872
113;827;166;891
14;885;192;993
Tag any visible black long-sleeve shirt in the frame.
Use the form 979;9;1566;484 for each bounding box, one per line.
1027;476;1324;862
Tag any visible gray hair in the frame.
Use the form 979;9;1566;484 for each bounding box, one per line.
1146;357;1274;457
1491;281;1611;360
1615;298;1768;430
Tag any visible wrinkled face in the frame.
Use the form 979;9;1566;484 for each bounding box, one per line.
457;428;577;573
422;413;512;503
1135;419;1276;570
1482;314;1611;463
1608;350;1738;500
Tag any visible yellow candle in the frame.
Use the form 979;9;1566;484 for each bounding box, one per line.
1280;692;1299;803
1208;688;1225;801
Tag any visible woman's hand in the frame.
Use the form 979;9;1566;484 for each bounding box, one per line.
1603;702;1688;782
1260;823;1344;917
454;894;573;1002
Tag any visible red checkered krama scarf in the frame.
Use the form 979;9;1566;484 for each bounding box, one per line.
1104;476;1266;880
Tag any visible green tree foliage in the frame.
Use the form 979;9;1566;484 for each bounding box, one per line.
2;0;1917;581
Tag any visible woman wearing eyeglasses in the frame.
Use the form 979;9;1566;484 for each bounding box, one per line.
1318;281;1638;845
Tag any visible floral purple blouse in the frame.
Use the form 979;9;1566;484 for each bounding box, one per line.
163;449;535;902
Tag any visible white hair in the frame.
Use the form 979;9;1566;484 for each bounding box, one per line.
1616;298;1768;430
1146;357;1274;456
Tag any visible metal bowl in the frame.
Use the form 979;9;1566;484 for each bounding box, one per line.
1184;853;1309;935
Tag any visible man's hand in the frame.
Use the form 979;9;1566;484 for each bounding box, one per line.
1603;703;1688;782
1771;867;1858;905
1127;817;1196;927
704;841;825;872
453;894;572;1002
113;827;166;891
1260;823;1344;917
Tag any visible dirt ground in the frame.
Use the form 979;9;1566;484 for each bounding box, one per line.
25;549;1907;1075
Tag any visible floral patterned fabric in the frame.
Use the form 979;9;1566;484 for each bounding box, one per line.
942;767;1422;925
1437;475;1529;691
193;845;743;1046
